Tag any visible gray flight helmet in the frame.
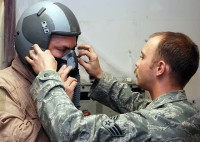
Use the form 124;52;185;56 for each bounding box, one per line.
15;1;81;65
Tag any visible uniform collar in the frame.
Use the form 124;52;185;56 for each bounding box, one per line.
11;56;35;82
146;90;187;109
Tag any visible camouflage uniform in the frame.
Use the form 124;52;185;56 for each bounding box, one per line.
30;71;200;142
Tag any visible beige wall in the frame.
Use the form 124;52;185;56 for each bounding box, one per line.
0;0;4;69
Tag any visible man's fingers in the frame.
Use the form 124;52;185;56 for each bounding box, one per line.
25;56;33;65
64;77;78;100
29;49;37;59
32;44;43;54
45;49;52;55
64;77;78;92
77;58;89;69
25;43;58;75
64;77;77;88
77;50;92;60
70;81;78;90
78;45;95;53
65;79;78;90
58;66;73;81
58;64;67;74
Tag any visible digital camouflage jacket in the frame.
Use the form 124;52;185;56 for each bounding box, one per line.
30;71;200;142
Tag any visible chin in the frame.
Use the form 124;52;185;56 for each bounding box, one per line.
135;80;142;88
135;80;139;86
53;54;64;58
136;83;140;87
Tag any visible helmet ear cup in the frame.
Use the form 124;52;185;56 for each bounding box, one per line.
22;13;55;50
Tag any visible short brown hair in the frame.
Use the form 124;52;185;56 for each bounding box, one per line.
150;32;199;87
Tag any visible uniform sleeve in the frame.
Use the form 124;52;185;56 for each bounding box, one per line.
89;72;151;113
0;88;45;142
30;70;151;142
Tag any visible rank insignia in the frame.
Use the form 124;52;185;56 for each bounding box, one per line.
102;118;124;137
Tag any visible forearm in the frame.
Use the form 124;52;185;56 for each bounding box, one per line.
31;70;85;141
30;71;152;141
89;72;150;113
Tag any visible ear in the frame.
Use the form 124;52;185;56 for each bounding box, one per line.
156;61;167;76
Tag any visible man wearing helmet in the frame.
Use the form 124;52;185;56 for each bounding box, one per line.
0;1;80;141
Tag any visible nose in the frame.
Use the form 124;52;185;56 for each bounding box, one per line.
135;58;140;68
133;59;139;74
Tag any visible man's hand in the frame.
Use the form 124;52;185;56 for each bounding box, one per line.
77;45;103;80
25;44;57;74
58;65;77;100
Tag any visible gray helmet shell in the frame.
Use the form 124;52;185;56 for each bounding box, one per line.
15;1;81;65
